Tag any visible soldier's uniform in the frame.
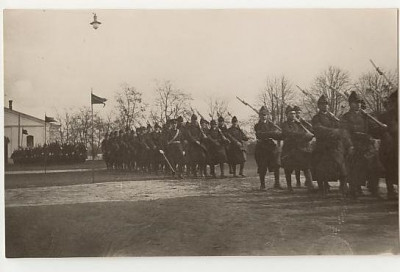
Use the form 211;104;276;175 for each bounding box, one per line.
206;119;229;178
312;95;350;195
200;118;212;177
186;114;208;177
127;130;137;170
101;133;110;168
254;106;283;190
137;127;151;172
340;91;382;197
227;116;249;177
378;90;398;198
281;106;314;192
218;116;232;175
166;119;185;178
293;105;313;187
151;123;165;174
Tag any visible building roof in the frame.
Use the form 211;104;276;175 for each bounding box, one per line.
4;107;60;127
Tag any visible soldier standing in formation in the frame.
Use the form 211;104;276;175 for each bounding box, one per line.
254;106;282;190
378;90;398;199
227;116;249;177
293;105;313;187
281;106;314;192
165;119;184;178
206;119;229;178
311;95;351;196
186;114;208;177
340;91;383;197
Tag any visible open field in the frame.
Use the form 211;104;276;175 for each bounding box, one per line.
4;158;399;257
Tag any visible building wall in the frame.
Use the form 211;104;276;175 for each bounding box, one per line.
4;109;60;159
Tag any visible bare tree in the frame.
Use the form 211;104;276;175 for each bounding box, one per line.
354;69;398;115
206;96;229;120
115;84;146;129
257;75;295;125
153;80;192;124
307;66;351;117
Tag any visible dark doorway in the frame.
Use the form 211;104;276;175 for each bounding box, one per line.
27;135;34;148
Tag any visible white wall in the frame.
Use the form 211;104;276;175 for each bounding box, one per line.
4;109;60;158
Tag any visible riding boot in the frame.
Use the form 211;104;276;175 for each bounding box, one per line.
339;178;348;196
220;163;226;178
317;180;326;196
239;163;245;177
210;165;216;178
295;169;301;187
229;164;233;174
274;168;282;189
285;169;293;192
232;164;237;177
304;169;314;191
259;173;266;191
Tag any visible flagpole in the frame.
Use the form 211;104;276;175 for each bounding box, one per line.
44;115;47;174
91;89;95;183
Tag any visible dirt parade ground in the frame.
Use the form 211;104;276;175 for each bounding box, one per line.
4;159;399;257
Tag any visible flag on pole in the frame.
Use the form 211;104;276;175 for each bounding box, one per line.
91;93;107;107
22;129;28;135
45;115;56;123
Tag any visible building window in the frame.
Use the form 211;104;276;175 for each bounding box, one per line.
27;135;34;148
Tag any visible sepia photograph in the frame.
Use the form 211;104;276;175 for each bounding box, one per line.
3;8;399;260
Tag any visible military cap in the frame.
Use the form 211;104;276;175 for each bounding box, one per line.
218;116;224;122
200;117;207;124
348;91;362;104
191;114;198;121
210;119;217;125
285;105;295;115
154;123;161;129
170;118;177;123
259;106;268;115
177;116;184;122
232;116;238;123
317;94;329;105
293;105;301;112
119;129;124;134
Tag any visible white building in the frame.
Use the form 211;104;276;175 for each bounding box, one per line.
4;101;60;161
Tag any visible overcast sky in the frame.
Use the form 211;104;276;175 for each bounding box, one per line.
4;9;398;120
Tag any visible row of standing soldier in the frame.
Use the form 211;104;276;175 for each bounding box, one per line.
254;90;397;199
101;115;249;179
11;142;87;164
